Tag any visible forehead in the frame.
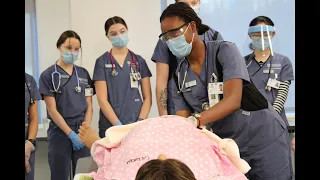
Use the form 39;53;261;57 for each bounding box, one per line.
62;37;80;47
108;23;127;33
255;22;266;26
161;16;185;33
177;0;198;5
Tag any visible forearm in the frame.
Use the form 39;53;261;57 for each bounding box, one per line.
273;81;290;113
48;110;73;135
156;85;168;116
139;98;152;119
28;117;38;140
84;104;93;124
98;100;119;125
27;103;39;140
200;97;240;125
84;97;93;124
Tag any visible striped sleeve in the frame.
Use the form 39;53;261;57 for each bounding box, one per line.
273;80;291;113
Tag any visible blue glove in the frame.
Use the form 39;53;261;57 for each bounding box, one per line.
114;121;123;126
68;131;84;151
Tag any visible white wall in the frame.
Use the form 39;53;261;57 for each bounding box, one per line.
35;0;161;136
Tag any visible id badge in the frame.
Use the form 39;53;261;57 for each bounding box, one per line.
132;72;141;81
267;78;280;89
130;74;139;88
85;88;94;96
263;69;274;74
208;82;223;107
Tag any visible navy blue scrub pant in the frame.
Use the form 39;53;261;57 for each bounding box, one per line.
48;124;90;180
243;130;294;180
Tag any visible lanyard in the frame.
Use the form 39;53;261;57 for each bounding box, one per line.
25;76;34;104
109;49;138;73
204;43;218;84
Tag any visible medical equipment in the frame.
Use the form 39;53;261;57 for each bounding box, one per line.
177;59;190;94
109;49;139;78
25;76;34;104
51;63;81;93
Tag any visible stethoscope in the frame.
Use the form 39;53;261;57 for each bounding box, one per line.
51;63;81;93
25;76;34;104
109;49;139;77
177;59;190;94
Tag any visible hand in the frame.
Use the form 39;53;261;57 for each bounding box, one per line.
186;116;198;127
114;121;123;126
68;131;85;151
25;140;34;174
79;121;101;149
25;140;34;160
25;158;31;173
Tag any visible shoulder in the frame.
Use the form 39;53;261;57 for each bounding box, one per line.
244;53;254;61
273;53;290;62
75;65;90;75
132;52;146;63
25;73;34;82
206;40;237;51
40;65;55;78
96;51;111;63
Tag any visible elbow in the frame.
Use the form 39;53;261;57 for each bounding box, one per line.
232;97;241;111
233;101;241;111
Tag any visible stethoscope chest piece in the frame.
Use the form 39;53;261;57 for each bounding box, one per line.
111;69;118;76
75;86;82;93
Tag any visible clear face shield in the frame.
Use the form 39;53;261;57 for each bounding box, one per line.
242;25;280;57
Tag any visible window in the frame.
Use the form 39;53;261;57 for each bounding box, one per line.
163;0;295;111
25;0;43;124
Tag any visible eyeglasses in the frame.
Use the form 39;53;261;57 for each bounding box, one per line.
159;23;189;42
108;29;128;38
61;45;81;52
250;32;274;39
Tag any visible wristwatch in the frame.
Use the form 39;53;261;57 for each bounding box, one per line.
193;113;202;128
28;139;36;146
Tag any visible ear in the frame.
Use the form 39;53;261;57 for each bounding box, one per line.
190;21;197;33
248;34;253;39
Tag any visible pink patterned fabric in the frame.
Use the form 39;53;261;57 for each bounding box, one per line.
88;116;248;180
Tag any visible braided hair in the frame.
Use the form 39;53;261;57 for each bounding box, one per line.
160;2;209;35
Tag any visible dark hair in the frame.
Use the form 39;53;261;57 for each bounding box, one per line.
104;16;128;36
56;30;82;48
175;0;201;2
249;16;274;27
135;159;196;180
160;2;209;35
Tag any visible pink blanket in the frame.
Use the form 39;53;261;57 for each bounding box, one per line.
87;115;250;180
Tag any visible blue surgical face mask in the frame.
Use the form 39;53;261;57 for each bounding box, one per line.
252;37;270;51
61;50;78;64
111;33;129;48
166;25;194;58
192;6;200;16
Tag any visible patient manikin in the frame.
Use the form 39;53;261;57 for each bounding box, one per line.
74;115;251;180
